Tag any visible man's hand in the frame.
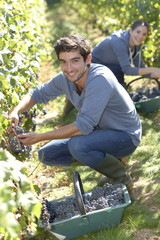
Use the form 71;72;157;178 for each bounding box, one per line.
7;109;19;134
18;132;43;145
8;110;19;127
8;95;36;131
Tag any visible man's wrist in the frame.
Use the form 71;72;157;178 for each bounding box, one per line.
38;133;48;142
8;106;20;117
12;107;18;113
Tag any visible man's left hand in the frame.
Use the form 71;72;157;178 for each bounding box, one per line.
18;132;43;145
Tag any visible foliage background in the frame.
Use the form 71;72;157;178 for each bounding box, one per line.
66;0;160;67
0;0;51;138
0;0;50;239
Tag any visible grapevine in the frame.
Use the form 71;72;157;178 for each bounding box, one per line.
0;149;42;240
0;0;50;239
0;0;51;142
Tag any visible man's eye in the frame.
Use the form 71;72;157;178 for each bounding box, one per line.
73;59;78;63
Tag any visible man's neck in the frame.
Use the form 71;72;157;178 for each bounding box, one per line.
76;67;89;95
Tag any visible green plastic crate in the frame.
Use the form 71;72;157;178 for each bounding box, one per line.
135;95;160;113
39;172;131;240
127;77;160;113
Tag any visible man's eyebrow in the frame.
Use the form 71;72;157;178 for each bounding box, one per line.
59;57;81;61
71;57;81;60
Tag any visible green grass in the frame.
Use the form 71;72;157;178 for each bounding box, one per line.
26;1;160;239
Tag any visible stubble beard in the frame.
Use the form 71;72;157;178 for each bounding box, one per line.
68;67;88;83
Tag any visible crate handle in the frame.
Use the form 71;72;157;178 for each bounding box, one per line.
73;171;86;216
126;77;160;90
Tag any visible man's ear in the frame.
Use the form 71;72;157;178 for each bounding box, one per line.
86;54;92;64
129;28;132;34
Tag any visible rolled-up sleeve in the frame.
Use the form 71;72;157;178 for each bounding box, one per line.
74;110;98;135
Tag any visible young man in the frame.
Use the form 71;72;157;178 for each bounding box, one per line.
8;34;142;189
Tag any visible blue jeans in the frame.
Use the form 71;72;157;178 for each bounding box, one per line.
38;129;137;168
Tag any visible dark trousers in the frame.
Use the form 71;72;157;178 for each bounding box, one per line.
105;64;125;85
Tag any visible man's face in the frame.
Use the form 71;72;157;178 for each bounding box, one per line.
59;51;91;83
129;25;148;47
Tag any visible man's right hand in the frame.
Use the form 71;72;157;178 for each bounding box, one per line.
7;109;19;134
7;95;36;134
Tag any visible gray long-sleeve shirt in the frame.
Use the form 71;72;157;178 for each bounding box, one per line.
92;30;150;77
30;64;142;146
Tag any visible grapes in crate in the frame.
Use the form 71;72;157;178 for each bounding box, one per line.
40;182;125;227
129;87;160;103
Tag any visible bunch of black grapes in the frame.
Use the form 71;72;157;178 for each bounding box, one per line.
40;198;52;230
10;126;32;158
40;182;125;226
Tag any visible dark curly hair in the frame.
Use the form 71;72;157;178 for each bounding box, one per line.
54;33;92;62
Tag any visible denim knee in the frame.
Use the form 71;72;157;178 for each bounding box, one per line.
68;136;82;157
38;148;45;163
38;146;51;165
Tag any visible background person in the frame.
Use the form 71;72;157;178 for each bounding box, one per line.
8;33;142;189
91;19;160;87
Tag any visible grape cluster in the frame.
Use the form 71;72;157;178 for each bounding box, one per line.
40;198;51;230
10;126;32;158
129;87;160;103
41;183;125;226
